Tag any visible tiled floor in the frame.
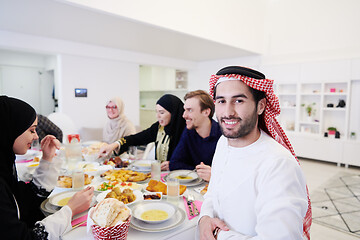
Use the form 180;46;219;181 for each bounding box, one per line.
299;158;360;240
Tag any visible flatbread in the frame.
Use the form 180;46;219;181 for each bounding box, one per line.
91;198;124;227
110;207;130;227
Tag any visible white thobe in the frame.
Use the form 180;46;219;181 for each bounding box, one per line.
197;131;308;240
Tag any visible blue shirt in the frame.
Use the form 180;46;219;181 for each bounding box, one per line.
169;119;222;170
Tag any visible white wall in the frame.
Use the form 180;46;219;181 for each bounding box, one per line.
0;50;56;114
58;54;140;129
0;31;198;130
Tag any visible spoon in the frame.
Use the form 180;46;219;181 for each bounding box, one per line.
178;169;197;179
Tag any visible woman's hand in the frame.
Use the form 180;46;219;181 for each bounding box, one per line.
160;161;170;171
41;135;61;161
98;142;118;158
67;186;94;217
196;162;211;182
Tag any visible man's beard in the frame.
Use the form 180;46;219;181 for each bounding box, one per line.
218;109;258;139
186;119;197;130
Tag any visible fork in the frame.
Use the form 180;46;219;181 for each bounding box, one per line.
188;194;199;216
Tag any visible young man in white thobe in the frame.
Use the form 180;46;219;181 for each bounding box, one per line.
197;66;312;240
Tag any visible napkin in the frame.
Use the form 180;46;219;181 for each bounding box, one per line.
160;173;169;182
72;214;88;228
183;196;202;220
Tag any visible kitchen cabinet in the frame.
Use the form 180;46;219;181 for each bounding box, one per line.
139;66;188;130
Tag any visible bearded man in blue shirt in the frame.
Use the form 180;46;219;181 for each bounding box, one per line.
169;90;222;181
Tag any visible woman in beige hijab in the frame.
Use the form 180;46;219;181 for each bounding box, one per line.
103;97;136;143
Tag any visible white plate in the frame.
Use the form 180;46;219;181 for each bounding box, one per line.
132;201;176;224
15;149;42;161
164;172;205;187
49;190;78;207
144;181;187;197
131;160;156;171
95;181;144;192
82;141;102;147
76;162;100;174
167;170;199;183
96;190;142;206
130;202;185;232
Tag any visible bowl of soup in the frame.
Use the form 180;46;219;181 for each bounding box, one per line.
132;201;176;224
49;191;78;207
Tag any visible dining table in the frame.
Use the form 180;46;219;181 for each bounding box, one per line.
62;186;204;240
50;158;205;240
15;144;207;240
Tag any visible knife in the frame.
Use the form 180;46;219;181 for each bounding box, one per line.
191;202;199;216
188;195;199;216
185;197;194;216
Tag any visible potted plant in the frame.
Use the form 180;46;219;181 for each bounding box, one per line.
301;103;316;121
327;127;337;135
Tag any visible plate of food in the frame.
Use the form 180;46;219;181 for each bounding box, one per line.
49;190;78;207
143;192;162;201
15;149;42;162
129;202;186;232
103;156;129;168
130;160;156;171
100;169;151;183
145;180;187;196
96;187;142;206
163;172;205;187
166;170;199;183
95;181;143;192
132;201;176;224
57;174;94;188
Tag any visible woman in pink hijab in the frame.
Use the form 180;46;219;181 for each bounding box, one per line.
103;97;136;144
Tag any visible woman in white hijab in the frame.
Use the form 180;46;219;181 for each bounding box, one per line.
103;97;136;143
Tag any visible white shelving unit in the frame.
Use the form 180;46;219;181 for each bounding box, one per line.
275;81;360;167
139;66;188;130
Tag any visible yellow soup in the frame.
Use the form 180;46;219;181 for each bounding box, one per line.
141;209;168;221
175;175;192;180
57;197;71;206
138;163;150;167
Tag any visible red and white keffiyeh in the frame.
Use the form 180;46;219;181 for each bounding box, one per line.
209;73;312;240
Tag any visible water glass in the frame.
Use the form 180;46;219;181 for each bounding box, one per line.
31;139;40;151
151;160;161;181
72;169;84;190
167;177;180;206
128;146;138;160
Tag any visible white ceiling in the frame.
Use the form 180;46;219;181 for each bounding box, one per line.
0;0;257;61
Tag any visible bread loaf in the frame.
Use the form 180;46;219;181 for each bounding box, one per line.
91;198;128;227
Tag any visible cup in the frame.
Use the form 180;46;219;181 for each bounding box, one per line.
127;146;138;160
72;169;84;190
167;177;179;206
31;139;40;151
151;160;161;181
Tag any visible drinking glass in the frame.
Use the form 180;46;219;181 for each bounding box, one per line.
151;160;161;181
127;146;138;160
167;177;180;206
31;139;40;151
72;169;84;190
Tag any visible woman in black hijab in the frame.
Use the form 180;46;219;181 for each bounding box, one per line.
99;94;186;170
0;96;94;239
